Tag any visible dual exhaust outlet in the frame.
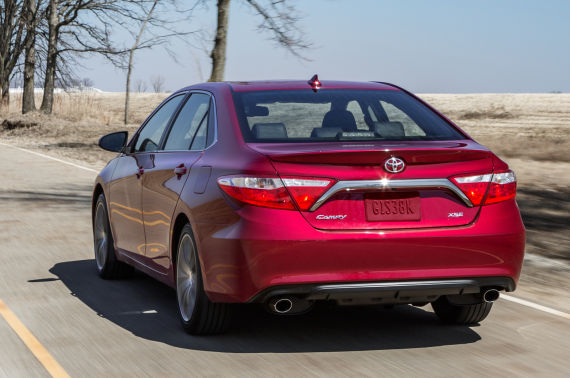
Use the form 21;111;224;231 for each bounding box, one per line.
267;288;500;314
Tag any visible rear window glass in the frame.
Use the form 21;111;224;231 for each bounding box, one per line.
232;89;465;142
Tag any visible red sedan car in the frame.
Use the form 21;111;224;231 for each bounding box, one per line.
93;77;525;334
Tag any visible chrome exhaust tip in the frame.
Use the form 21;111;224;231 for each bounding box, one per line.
271;298;293;314
482;289;500;303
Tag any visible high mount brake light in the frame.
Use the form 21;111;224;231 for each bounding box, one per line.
450;170;516;206
307;74;322;92
217;176;335;210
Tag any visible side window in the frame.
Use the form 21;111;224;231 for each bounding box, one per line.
346;100;368;130
379;101;426;136
164;93;211;151
191;112;208;150
133;94;185;153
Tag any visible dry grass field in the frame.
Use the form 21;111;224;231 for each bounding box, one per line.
1;92;569;266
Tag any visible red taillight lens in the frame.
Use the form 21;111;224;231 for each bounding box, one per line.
217;177;294;209
450;173;493;206
217;176;335;210
282;177;335;211
485;171;517;204
450;170;516;206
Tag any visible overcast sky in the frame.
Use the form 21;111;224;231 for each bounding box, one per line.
78;0;570;93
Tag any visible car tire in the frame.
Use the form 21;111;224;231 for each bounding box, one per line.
176;224;230;335
431;295;493;325
93;193;134;279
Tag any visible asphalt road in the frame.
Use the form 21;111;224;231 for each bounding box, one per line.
0;144;569;377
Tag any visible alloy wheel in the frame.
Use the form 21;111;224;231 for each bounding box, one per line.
94;202;108;271
177;234;198;322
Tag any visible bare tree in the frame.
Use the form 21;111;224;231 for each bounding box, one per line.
209;0;230;82
135;79;147;93
151;75;165;93
80;77;93;88
124;0;158;123
22;0;41;113
39;0;141;114
123;0;195;124
208;0;310;82
0;0;26;107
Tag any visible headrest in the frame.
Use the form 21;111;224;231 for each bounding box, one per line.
321;110;358;132
252;123;288;139
374;121;405;138
311;127;342;138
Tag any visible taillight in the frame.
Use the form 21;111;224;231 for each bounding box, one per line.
281;177;335;211
450;170;516;206
217;176;335;210
486;171;517;204
450;173;492;206
217;177;295;209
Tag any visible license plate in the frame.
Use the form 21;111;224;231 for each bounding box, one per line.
365;193;421;221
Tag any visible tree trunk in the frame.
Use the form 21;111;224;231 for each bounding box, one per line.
124;0;158;124
0;60;6;109
1;79;9;108
40;0;58;114
209;0;230;82
22;0;37;114
124;49;134;124
0;0;26;109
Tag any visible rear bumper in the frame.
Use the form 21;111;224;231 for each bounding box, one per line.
197;199;525;303
249;277;515;304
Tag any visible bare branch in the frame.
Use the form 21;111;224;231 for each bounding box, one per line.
244;0;311;59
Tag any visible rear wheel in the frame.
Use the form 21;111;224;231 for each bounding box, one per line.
93;194;133;279
431;295;493;325
176;224;230;335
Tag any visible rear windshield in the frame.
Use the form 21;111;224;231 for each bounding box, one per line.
232;89;465;142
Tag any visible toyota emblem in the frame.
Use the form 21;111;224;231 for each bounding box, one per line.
384;157;405;173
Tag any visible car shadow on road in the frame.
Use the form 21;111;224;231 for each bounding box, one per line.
49;259;481;353
0;183;92;210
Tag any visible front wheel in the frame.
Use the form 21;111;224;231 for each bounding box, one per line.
176;224;230;335
431;296;493;325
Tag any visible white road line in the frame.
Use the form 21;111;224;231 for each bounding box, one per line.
502;294;570;320
2;142;569;322
0;141;98;173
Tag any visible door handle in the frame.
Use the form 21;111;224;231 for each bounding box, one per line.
174;164;187;177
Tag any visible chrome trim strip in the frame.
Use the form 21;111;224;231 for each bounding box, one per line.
313;279;480;293
309;178;472;211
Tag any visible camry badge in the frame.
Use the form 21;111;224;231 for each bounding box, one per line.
316;214;347;220
384;157;405;173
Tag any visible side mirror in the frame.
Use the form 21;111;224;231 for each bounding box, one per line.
98;131;128;152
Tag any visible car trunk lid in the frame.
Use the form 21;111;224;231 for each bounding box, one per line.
248;140;493;230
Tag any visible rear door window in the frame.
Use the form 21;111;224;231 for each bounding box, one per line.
163;93;211;151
